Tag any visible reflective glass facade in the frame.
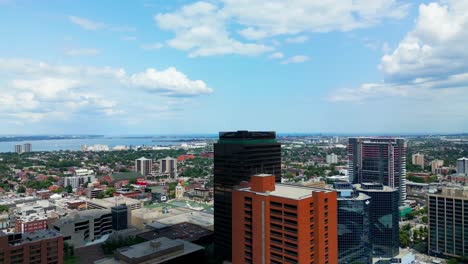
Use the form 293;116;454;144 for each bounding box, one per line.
214;131;281;260
337;193;372;264
356;183;399;258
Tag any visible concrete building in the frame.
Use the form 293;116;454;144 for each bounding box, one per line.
355;183;400;258
135;157;153;176
94;237;204;264
160;157;177;178
64;175;96;189
23;143;32;153
428;187;468;258
232;174;338;264
51;209;112;247
14;144;22;154
412;153;425;168
431;160;444;174
326;153;338;164
0;230;63;264
15;216;48;234
456;157;468;175
175;182;184;199
334;182;372;264
86;196;143;211
348;137;407;205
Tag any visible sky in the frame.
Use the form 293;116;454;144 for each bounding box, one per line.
0;0;467;135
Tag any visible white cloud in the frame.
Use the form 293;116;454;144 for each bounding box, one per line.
69;16;105;30
281;55;309;64
155;1;408;57
269;52;284;59
124;67;213;96
65;48;100;56
328;1;468;128
155;2;273;57
140;43;164;50
285;35;309;44
0;58;213;123
68;15;136;33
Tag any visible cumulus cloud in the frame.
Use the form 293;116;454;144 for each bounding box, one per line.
0;58;213;123
155;2;272;57
155;0;408;57
281;55;309;64
269;52;284;59
328;1;468;127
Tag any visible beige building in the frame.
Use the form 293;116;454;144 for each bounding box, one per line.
412;153;425;168
431;160;444;174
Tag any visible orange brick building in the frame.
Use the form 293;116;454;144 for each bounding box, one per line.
232;174;337;264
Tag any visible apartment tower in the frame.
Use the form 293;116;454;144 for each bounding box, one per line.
135;157;152;176
348;137;407;204
232;174;338;264
214;131;281;259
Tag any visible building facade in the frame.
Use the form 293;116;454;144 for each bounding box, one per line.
355;183;400;258
160;157;177;178
428;187;468;258
63;175;96;189
412;153;425;168
0;230;63;264
135;157;153;176
348;137;407;204
326;154;338;164
431;160;444;174
214;131;281;259
457;157;468;175
334;182;372;264
23;143;32;153
232;174;337;264
15;217;48;234
52;209;112;247
111;204;128;231
14;144;22;154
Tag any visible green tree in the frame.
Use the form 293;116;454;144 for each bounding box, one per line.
0;205;9;213
422;215;428;224
97;191;105;199
66;185;73;193
17;185;26;193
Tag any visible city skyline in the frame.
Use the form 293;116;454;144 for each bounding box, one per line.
1;0;468;134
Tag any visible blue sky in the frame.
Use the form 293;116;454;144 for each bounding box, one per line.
0;0;467;135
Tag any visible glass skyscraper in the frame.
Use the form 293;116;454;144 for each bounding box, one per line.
356;183;400;258
214;131;281;260
334;182;372;264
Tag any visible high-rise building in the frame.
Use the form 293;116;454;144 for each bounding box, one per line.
135;157;153;176
23;143;32;153
355;183;400;258
431;160;444;174
412;153;425;168
334;182;372;264
160;157;177;178
111;204;128;231
232;174;338;264
428;187;468;258
14;144;22;154
214;130;281;259
456;157;468;175
0;230;64;264
326;153;338;164
348;137;407;204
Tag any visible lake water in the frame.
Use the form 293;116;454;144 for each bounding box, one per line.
0;136;216;153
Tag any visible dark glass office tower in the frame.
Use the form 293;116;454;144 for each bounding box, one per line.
356;183;400;258
348;137;407;205
334;182;372;264
111;204;128;231
214;130;281;260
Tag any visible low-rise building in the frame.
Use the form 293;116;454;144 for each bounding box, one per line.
86;196;143;211
51;209;112;247
0;230;63;264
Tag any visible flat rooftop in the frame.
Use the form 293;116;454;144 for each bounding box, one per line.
239;184;334;200
146;211;213;230
138;222;213;242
